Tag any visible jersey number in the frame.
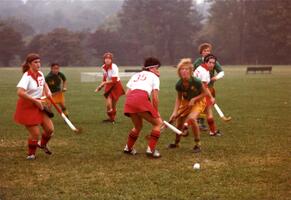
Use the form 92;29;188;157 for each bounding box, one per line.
133;74;147;82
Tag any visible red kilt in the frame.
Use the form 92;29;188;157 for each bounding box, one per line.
124;89;159;118
104;81;125;101
14;98;43;126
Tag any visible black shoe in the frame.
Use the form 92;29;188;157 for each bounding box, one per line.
193;145;201;153
199;124;208;131
168;143;179;149
38;142;52;155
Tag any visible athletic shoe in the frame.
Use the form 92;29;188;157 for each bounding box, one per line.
209;130;222;136
123;144;137;155
168;143;179;148
26;154;36;160
146;146;161;158
37;141;52;155
193;145;201;153
199;124;208;131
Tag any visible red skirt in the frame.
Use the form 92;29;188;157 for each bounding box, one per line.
14;98;43;126
124;89;159;118
104;81;125;101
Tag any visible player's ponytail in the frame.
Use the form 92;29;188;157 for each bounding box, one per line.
21;53;40;73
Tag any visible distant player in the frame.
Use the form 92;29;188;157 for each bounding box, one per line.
45;63;68;117
123;57;163;158
168;58;212;153
194;54;220;136
14;53;54;160
95;52;125;123
193;43;224;130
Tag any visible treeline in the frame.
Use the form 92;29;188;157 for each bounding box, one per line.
0;0;290;66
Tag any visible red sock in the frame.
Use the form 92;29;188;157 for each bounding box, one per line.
127;129;139;149
28;139;38;156
40;132;51;146
148;130;160;151
207;118;216;133
112;109;117;121
107;110;115;121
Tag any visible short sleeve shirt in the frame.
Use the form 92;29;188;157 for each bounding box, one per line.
17;71;45;98
102;63;120;81
127;71;160;96
175;77;202;101
45;71;66;93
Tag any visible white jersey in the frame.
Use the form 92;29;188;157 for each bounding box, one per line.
193;65;210;84
126;71;160;96
102;63;120;81
16;71;45;98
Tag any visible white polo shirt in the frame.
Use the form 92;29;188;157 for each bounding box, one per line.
193;65;210;84
126;71;160;96
102;63;120;81
16;71;45;98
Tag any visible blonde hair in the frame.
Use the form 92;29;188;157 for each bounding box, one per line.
198;43;212;54
177;58;193;78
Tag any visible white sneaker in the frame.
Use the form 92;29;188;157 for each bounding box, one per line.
146;146;161;158
26;155;36;160
123;144;137;155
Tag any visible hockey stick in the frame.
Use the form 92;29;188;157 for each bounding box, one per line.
42;96;82;133
214;103;232;122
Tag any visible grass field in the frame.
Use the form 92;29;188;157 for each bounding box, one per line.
0;66;290;200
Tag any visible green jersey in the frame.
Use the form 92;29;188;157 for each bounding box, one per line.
193;57;223;87
175;77;202;101
45;71;66;93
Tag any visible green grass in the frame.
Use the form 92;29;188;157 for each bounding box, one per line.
0;66;290;200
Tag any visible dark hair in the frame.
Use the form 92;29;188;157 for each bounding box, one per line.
204;54;217;63
51;63;59;68
143;57;161;70
199;43;212;54
21;53;40;73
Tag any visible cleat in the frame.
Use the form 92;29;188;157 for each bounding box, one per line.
199;124;208;131
37;141;52;155
26;154;36;160
193;145;201;153
146;146;161;158
123;144;137;155
168;143;179;149
209;130;222;136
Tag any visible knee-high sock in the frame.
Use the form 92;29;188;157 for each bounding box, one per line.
107;110;115;121
40;132;52;146
126;129;139;150
207;118;216;133
28;139;38;156
148;130;160;151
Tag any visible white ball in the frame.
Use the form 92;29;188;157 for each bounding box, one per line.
193;163;200;170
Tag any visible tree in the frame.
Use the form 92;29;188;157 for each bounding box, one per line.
26;28;85;66
118;0;202;65
204;0;291;64
0;23;24;66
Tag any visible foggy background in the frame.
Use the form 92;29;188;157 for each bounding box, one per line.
0;0;290;66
